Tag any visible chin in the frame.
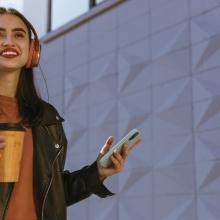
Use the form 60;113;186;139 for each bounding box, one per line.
0;65;22;72
0;62;26;71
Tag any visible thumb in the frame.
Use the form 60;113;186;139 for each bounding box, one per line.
99;136;114;155
105;136;114;146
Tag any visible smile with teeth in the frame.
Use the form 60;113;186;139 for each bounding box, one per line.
0;50;19;58
2;51;17;55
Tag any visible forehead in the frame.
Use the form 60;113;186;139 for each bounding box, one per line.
0;13;28;32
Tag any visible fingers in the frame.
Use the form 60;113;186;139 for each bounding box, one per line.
110;144;128;172
110;151;123;172
121;144;129;160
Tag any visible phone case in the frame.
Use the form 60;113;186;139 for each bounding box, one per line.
99;128;141;168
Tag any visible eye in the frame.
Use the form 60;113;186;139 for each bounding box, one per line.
14;32;25;38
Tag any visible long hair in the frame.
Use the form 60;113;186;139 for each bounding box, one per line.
0;7;44;126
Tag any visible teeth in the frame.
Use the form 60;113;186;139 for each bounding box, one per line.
2;51;17;56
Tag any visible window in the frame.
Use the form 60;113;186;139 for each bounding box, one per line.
0;0;24;12
51;0;89;30
96;0;107;4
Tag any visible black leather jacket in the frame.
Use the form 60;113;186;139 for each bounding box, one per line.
0;102;113;220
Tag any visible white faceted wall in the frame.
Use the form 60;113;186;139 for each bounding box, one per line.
36;0;220;219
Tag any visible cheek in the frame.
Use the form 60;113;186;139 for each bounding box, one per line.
26;46;30;58
23;43;30;60
20;39;30;52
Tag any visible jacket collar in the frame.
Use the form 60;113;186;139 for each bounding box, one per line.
35;101;64;126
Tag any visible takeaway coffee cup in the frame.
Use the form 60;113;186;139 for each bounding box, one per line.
0;123;25;182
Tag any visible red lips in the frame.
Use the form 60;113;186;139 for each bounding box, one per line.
0;48;19;58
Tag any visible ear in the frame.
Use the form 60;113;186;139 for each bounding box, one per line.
25;39;41;68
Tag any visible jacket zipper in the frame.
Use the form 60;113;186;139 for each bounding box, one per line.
41;148;62;220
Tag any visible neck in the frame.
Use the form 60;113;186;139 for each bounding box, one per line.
0;69;20;98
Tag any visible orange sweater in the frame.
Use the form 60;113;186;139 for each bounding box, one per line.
0;95;37;220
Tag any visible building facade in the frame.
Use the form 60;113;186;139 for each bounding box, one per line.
2;0;220;219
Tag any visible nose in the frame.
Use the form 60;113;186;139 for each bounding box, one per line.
1;36;15;47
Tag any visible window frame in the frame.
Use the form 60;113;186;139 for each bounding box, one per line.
44;0;126;41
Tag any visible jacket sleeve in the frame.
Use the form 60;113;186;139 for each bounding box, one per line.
62;161;114;206
45;103;114;206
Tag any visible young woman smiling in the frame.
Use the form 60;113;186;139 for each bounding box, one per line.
0;7;129;220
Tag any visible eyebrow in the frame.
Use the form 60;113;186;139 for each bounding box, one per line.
0;27;27;34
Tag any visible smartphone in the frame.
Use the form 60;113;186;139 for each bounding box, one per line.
99;128;141;168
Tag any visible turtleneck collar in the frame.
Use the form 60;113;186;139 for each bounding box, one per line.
0;94;20;123
0;94;17;102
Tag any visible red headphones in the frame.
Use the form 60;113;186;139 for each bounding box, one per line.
23;18;41;68
25;38;41;68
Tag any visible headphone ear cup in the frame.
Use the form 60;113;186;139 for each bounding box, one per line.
25;39;41;68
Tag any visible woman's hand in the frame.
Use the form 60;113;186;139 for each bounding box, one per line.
96;136;129;182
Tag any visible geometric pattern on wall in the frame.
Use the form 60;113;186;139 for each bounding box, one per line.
190;6;220;44
89;51;117;83
152;48;190;85
118;39;151;94
87;98;117;154
39;0;220;219
118;59;150;94
89;74;117;105
154;164;195;195
89;99;117;126
193;69;220;102
154;134;193;166
67;202;87;220
197;194;220;220
192;35;220;73
65;65;88;91
193;96;220;131
190;0;220;17
195;129;220;162
94;204;116;220
154;195;196;220
61;104;89;170
153;78;192;112
119;197;152;220
152;22;189;59
65;84;88;112
88;122;118;154
196;161;220;193
152;18;190;85
193;69;220;101
118;89;151;121
63;108;88;141
88;197;118;220
153;105;192;136
118;168;152;196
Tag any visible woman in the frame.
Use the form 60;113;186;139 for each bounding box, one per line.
0;7;129;220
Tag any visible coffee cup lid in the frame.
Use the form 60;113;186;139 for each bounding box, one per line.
0;123;26;131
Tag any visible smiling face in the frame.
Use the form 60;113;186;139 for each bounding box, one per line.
0;14;30;72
